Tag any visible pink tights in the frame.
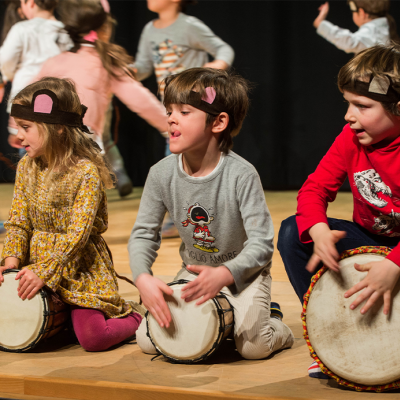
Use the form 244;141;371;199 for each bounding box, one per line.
71;306;142;352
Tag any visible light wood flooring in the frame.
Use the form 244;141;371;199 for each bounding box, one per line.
1;184;395;400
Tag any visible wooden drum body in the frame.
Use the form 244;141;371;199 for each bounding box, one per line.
146;279;234;363
302;246;400;392
0;269;70;352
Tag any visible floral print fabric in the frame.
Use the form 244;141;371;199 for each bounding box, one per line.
1;156;132;318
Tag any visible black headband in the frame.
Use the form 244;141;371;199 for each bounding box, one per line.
186;88;228;116
11;89;90;133
342;75;400;103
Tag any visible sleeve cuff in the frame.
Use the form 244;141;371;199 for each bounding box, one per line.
27;260;63;292
385;248;400;268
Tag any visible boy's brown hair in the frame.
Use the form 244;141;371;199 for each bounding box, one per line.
163;68;250;154
338;43;400;116
349;0;399;42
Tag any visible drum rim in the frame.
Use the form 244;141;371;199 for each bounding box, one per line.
301;246;400;392
146;279;234;364
0;269;50;353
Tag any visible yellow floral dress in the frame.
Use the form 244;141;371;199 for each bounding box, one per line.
1;156;132;318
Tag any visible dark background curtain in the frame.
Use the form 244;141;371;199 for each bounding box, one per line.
1;0;399;189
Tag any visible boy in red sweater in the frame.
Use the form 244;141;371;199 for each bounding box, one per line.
278;44;400;378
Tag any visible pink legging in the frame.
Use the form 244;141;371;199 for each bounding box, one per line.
71;306;142;352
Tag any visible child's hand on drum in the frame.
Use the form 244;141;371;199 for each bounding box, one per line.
344;259;400;315
15;269;44;300
306;222;346;273
135;273;173;328
181;265;234;305
0;257;20;285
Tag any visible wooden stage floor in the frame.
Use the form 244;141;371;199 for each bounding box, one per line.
0;184;398;400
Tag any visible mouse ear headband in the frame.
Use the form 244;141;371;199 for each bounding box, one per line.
186;87;229;116
342;75;400;103
11;89;91;133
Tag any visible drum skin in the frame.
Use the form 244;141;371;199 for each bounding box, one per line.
147;282;233;362
303;247;400;392
0;270;69;351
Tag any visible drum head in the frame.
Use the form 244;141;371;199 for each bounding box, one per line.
307;253;400;386
147;283;220;361
0;271;45;350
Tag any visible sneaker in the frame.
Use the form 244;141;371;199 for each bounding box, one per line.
161;220;179;239
308;361;330;379
0;221;5;234
270;302;283;320
115;169;133;197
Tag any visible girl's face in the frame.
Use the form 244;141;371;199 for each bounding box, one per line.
14;117;45;158
343;90;400;147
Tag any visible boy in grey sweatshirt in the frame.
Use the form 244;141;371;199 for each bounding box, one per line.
128;68;294;360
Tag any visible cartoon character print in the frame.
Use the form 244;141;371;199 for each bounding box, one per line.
151;39;185;96
181;203;219;253
373;210;400;236
354;169;392;208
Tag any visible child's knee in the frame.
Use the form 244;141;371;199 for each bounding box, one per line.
77;330;109;352
235;338;273;360
278;215;298;251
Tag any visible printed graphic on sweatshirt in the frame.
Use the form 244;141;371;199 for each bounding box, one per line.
372;210;400;236
151;39;185;96
181;203;219;253
354;169;392;208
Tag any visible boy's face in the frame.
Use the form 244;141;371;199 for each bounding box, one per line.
147;0;179;13
166;104;213;154
344;90;400;147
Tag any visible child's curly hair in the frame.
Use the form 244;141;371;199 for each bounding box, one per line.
338;43;400;116
12;77;115;199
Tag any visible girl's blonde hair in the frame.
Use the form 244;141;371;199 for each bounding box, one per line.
338;43;400;116
59;0;135;80
12;77;115;199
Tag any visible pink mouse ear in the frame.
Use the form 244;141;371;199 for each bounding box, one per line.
202;87;216;104
34;94;53;114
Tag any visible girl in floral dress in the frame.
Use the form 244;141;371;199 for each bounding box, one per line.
0;77;142;352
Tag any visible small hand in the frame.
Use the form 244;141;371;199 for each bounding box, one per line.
181;265;234;305
313;2;329;28
203;60;229;70
0;85;4;103
306;223;346;273
135;273;173;328
16;269;44;300
344;259;400;315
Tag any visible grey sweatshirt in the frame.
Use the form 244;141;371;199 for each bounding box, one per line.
128;152;274;295
134;13;234;96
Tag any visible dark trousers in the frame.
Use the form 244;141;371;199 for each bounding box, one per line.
277;215;400;303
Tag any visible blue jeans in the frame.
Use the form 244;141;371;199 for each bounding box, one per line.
277;216;400;303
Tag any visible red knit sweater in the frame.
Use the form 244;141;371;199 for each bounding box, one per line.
296;124;400;266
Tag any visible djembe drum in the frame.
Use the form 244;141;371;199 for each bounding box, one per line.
303;246;400;392
0;269;70;352
146;279;234;363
